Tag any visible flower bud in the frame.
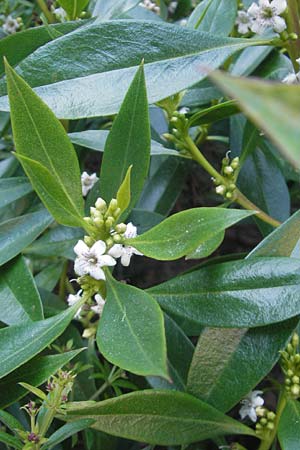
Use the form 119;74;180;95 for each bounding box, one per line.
231;157;240;169
223;166;234;176
105;217;115;230
292;333;299;349
109;199;118;211
113;207;121;218
225;192;233;199
94;218;104;228
106;237;114;248
267;412;276;421
291;384;300;396
216;185;226;196
266;422;274;431
95;197;107;212
113;234;123;243
115;223;127;234
84;236;94;246
292;375;300;384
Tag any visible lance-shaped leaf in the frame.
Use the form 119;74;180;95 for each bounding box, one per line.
127;208;254;260
63;390;256;445
0;209;53;267
100;65;150;218
0;22;269;118
41;419;95;449
0;177;33;208
58;0;89;19
278;400;300;450
149;256;300;328
0;302;81;379
5;60;85;227
0;350;84;408
188;0;237;36
210;71;300;170
0;256;43;325
97;274;168;378
185;210;300;412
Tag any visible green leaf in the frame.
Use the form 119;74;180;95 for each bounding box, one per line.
0;22;269;118
0;303;80;379
97;274;168;378
0;177;33;208
24;225;83;260
0;209;53;267
0;431;22;449
185;210;300;412
69;130;179;157
127;208;254;260
5;61;85;227
100;64;150;218
63;390;256;445
0;256;43;325
278;400;300;450
116;166;132;218
92;0;140;19
18;382;47;400
186;232;224;260
210;71;300;170
35;261;64;291
58;0;89;19
188;100;239;127
188;0;237;36
0;409;23;433
0;350;83;409
150;256;300;328
41;419;94;449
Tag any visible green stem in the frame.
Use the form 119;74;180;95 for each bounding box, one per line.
89;366;119;400
38;385;64;439
58;260;69;300
285;0;300;69
36;0;55;23
184;135;281;228
257;394;287;450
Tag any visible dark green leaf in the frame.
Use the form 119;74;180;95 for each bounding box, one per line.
63;390;256;445
100;65;150;218
0;256;43;325
0;177;33;208
35;261;64;291
5;61;85;227
278;400;300;450
97;274;168;378
0;409;23;433
128;208;254;260
0;350;83;409
41;419;94;449
0;209;53;266
92;0;140;19
0;303;80;379
0;431;22;449
188;0;237;36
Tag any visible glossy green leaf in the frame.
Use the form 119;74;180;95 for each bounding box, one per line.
0;303;80;379
0;409;23;433
5;61;85;227
211;71;300;170
116;166;132;217
41;419;95;449
278;400;300;450
24;225;83;259
97;274;168;378
35;261;64;291
58;0;89;19
185;210;300;412
100;65;150;217
63;390;256;445
19;382;47;400
0;177;33;208
69;130;180;157
188;0;237;36
0;256;43;325
188;100;239;127
127;208;254;260
186;232;224;259
0;22;269;118
92;0;140;19
0;431;22;449
0;350;83;409
0;209;53;267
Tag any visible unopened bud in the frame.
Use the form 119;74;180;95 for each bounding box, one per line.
225;192;233;199
105;217;115;230
82;328;96;339
231;157;240;169
113;234;123;243
292;333;299;348
291;384;300;396
267;412;276;421
223;166;234;176
84;236;94;246
295;354;300;363
287;343;294;354
95;197;107;212
266;422;275;431
109;199;118;211
287;369;294;377
216;185;226;196
90;207;97;216
292;375;300;384
228;183;236;191
94;218;104;228
289;32;298;40
115;223;127;234
83;217;93;225
113;207;121;218
260;418;267;425
106;237;114;248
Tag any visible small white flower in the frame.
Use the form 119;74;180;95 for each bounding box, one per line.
239;390;264;422
91;293;106;315
53;6;67;22
168;1;178;14
67;290;83;319
74;240;116;280
109;222;143;267
139;0;160;14
180;18;188;26
2;15;20;34
178;107;190;115
81;172;99;197
282;72;300;84
235;10;253;34
248;0;287;34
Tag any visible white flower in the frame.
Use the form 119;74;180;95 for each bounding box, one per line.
91;293;106;315
67;290;83;319
282;72;300;84
81;172;99;197
108;222;143;267
178;107;190;115
248;0;287;34
139;0;160;14
168;1;178;14
239;390;264;422
2;15;20;34
74;240;116;280
235;10;253;34
53;6;67;22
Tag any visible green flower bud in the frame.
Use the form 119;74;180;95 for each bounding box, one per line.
113;234;123;243
292;375;300;384
223;166;234;176
229;183;236;191
109;199;118;211
287;343;294;355
289;32;298;40
287;369;294;377
285;378;291;385
94;218;104;228
266;422;275;431
106;237;114;248
295;354;300;363
113;207;121;218
231;157;240;169
260;418;267;425
115;223;127;234
84;236;94;246
95;197;107;212
267;412;276;421
291;384;300;396
292;333;299;348
83;217;93;225
105;217;115;230
225;191;233;199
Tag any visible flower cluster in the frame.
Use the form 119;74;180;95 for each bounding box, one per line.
283;58;300;84
1;15;21;34
67;196;142;320
235;0;287;35
281;333;300;398
139;0;160;14
214;154;239;200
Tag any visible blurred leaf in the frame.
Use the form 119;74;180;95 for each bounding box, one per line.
188;0;237;36
58;0;89;19
0;431;22;449
41;418;94;449
92;0;140;19
278;400;300;450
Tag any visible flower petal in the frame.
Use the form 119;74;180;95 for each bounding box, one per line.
74;257;89;276
91;240;106;259
89;265;106;280
271;0;287;14
74;240;89;257
108;244;123;258
98;254;117;267
272;14;287;32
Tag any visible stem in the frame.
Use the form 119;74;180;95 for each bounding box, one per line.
89;366;118;400
257;394;287;450
184;135;281;228
285;0;300;69
36;0;55;23
38;385;64;438
58;260;69;300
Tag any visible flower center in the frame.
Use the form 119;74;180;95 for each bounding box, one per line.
88;257;97;264
261;6;274;19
